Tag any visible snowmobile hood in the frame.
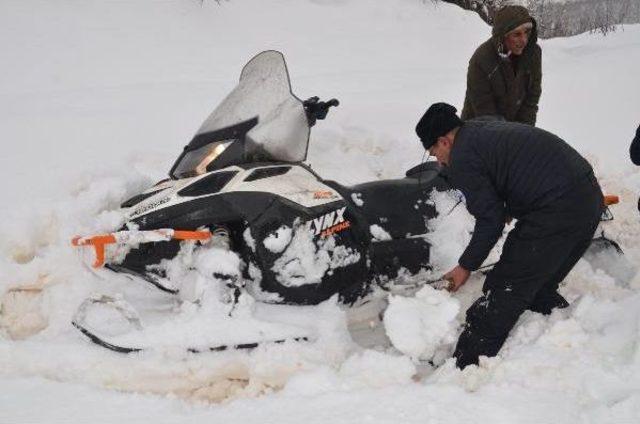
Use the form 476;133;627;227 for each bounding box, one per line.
124;176;199;221
170;51;310;179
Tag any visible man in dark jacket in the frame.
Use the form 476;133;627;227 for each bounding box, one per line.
630;124;640;165
416;103;603;368
461;5;542;125
631;124;640;212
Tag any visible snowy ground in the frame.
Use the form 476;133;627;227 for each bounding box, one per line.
1;0;640;422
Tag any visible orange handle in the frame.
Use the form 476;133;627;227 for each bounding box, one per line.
71;230;211;268
173;230;212;241
604;195;619;206
71;234;117;267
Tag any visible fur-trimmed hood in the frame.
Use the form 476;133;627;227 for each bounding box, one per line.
491;5;538;54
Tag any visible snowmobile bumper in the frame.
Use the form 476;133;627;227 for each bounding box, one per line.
71;229;212;268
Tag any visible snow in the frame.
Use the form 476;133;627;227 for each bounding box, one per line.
1;0;640;422
263;225;294;253
369;224;392;241
351;192;364;206
271;226;361;287
384;285;461;363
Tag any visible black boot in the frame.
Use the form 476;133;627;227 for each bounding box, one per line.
528;291;569;315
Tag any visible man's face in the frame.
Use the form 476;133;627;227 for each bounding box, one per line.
504;24;531;56
428;137;452;166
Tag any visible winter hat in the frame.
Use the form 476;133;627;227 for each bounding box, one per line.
492;5;534;38
415;102;462;150
507;21;533;36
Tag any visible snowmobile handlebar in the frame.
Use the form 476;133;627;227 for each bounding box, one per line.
303;96;340;127
603;195;619;206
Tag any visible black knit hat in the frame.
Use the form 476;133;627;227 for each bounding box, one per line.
415;102;462;150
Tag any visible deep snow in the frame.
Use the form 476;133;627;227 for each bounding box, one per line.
1;0;640;423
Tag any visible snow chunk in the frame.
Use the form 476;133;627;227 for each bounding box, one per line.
263;226;293;253
424;190;474;272
243;227;257;253
351;192;364;207
370;224;392;241
384;285;460;362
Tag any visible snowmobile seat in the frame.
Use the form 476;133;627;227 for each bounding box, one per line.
323;163;449;239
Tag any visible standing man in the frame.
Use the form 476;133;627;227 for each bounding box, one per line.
415;103;603;369
630;124;640;165
630;124;640;212
462;5;542;125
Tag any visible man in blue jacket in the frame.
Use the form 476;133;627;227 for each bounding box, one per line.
415;103;603;369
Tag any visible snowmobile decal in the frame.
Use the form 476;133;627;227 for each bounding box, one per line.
313;190;337;200
131;196;171;218
307;206;350;237
320;220;351;238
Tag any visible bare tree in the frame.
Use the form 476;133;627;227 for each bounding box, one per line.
440;0;640;39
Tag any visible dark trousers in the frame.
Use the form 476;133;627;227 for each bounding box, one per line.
453;174;603;369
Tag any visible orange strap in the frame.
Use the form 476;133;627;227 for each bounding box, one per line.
71;230;211;268
173;230;212;241
603;195;619;206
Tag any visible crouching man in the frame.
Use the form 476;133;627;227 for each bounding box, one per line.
415;103;603;369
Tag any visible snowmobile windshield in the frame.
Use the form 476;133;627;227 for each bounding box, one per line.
170;51;310;179
171;140;235;179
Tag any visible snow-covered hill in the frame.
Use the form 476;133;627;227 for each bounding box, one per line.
1;1;640;422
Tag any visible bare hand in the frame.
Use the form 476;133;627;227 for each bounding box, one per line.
444;265;471;292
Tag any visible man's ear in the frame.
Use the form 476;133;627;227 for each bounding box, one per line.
437;136;451;148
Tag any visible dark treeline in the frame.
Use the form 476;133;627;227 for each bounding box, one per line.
440;0;640;38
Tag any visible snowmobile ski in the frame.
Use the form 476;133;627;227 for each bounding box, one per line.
72;320;310;354
71;294;312;354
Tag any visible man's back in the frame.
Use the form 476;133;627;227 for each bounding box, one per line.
450;120;593;218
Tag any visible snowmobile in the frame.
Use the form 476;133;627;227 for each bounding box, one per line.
70;50;629;355
70;50;451;354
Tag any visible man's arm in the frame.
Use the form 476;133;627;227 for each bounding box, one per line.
516;45;542;126
454;168;507;272
466;57;500;119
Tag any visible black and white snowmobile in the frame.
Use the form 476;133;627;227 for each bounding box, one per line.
70;51;451;354
71;50;630;355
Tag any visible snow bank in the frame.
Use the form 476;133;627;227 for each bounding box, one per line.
282;350;416;396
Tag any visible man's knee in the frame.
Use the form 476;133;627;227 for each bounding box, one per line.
453;291;529;369
465;291;527;338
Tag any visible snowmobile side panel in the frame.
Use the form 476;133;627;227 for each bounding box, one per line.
131;192;277;230
347;177;448;239
369;237;431;278
248;196;370;305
